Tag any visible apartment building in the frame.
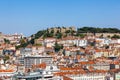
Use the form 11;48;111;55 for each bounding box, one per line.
24;55;52;68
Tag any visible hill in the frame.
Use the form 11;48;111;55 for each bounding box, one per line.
16;26;120;49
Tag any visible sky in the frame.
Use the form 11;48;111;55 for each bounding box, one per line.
0;0;120;36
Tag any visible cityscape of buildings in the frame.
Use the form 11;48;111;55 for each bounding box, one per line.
1;0;120;80
0;27;120;80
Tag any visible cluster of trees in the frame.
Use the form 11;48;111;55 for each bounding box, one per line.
29;30;47;45
42;29;63;39
42;28;75;39
111;34;120;39
33;30;46;39
75;33;86;38
15;38;28;49
77;27;120;33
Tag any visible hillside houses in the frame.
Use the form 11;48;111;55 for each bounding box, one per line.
57;36;87;47
0;27;120;80
0;32;24;45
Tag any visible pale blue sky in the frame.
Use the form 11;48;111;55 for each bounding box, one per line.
0;0;120;36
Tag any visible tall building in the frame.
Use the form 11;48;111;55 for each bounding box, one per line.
24;55;52;69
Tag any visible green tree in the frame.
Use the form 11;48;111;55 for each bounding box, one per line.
51;29;54;33
4;39;10;44
77;34;86;38
65;30;71;33
71;30;76;36
3;55;10;63
29;39;34;44
107;35;111;38
54;42;63;52
55;32;62;39
34;30;47;39
111;34;120;39
20;39;25;45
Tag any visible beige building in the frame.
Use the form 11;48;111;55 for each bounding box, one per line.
48;27;76;33
95;33;120;37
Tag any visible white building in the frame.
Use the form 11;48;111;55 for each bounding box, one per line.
44;38;56;47
24;55;52;68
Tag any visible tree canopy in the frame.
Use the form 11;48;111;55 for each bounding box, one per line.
54;42;63;52
77;27;120;33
